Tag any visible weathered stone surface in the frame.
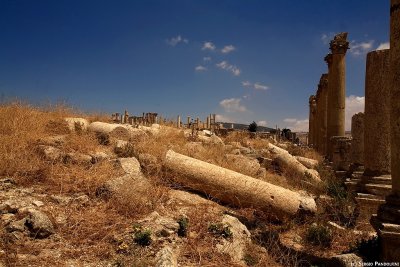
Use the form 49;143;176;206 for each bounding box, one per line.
155;246;178;267
215;214;251;263
117;157;141;175
391;0;400;195
37;135;67;146
317;74;329;155
99;157;150;199
350;112;364;166
225;154;261;176
197;134;224;145
25;209;55;238
364;50;391;176
64;152;93;164
309;95;316;147
294;156;319;169
164;150;316;218
64;117;89;132
6;218;27;232
326;33;349;159
331;136;352;171
38;145;64;161
330;253;363;267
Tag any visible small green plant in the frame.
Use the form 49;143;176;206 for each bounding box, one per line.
305;224;332;247
134;228;152;246
177;216;189;237
208;223;233;239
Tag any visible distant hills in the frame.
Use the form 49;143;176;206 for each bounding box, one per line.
218;122;275;132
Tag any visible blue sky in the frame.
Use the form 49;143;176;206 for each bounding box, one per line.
0;0;390;130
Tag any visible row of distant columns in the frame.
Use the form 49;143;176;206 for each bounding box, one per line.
176;114;217;130
308;33;349;160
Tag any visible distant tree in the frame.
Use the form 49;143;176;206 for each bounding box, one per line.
248;121;257;132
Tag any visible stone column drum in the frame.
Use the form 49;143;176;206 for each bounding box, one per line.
326;33;349;159
317;74;328;155
372;0;400;261
364;50;391;176
308;95;316;146
350;112;364;166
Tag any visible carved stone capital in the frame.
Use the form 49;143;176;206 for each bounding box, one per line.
309;95;316;106
324;53;333;67
318;73;329;89
330;32;349;54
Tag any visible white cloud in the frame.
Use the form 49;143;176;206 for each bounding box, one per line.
219;98;247;113
215;114;235;123
221;45;236;54
350;40;374;56
254;82;269;90
345;95;364;131
283;118;297;123
257;120;268;127
216;61;241;76
195;65;207;72
202;41;216;51
203;56;212;62
166;35;188;46
242;81;252;87
242;81;269;90
283;118;309;132
376;42;390;50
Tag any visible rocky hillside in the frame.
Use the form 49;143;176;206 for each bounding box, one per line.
0;103;373;267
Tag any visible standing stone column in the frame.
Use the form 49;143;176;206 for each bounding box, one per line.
317;74;329;155
308;95;316;146
363;50;391;176
390;0;400;196
326;33;349;160
350;112;364;166
177;115;181;128
371;1;400;261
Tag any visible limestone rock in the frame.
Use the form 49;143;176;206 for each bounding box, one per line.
117;157;141;176
38;145;64;161
155;246;178;267
64;152;93;164
25;209;55;238
330;253;363;267
6;218;27;232
64;117;89;132
215;215;251;263
37;135;67;146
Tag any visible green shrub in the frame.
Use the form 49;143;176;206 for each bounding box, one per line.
208;223;233;239
134;229;152;246
305;224;332;247
177;216;189;237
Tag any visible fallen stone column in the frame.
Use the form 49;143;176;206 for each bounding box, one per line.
267;143;321;183
88;121;146;138
88;121;130;134
294;156;319;169
164;150;317;218
274;153;321;184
